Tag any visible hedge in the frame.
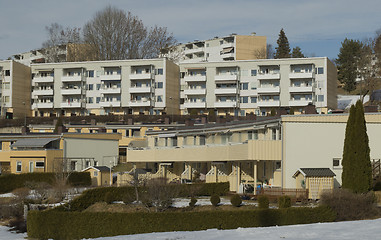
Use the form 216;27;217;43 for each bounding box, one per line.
57;182;229;212
0;172;91;194
27;206;336;239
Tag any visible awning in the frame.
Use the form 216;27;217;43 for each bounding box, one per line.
158;133;176;138
11;138;59;148
221;47;234;54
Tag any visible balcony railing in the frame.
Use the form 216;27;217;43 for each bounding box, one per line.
214;101;237;108
32;89;54;96
129;100;151;107
32;102;53;109
214;88;237;95
289;72;314;79
184;75;206;82
32;76;54;83
100;74;121;81
100;101;121;107
61;101;83;108
184;88;206;95
288;100;313;107
214;74;238;81
288;86;313;93
257;73;280;80
257;100;280;107
257;86;280;94
61;75;82;82
183;101;206;108
100;87;121;94
129;73;153;80
129;86;152;93
61;88;82;95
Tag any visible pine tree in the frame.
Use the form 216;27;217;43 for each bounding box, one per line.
291;46;305;58
275;28;291;59
342;101;372;193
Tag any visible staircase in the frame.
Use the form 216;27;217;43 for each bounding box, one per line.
372;159;381;180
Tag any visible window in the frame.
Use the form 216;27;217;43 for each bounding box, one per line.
275;161;281;170
263;162;266;177
251;82;257;90
87;70;94;78
96;97;101;103
251;97;257;103
113;129;118;133
172;137;178;147
241;96;248;103
253;130;258;140
193;136;197;145
183;136;187;145
87;97;93;104
156;68;163;75
3;83;10;89
200;135;206;145
3;96;10;103
36;162;45;168
157;95;163;102
251;69;257;76
248;131;253;140
94;171;98;177
0;142;2;151
87;84;93;90
220;40;223;45
317;67;324;74
272;129;277;140
333;158;342;169
4;70;10;76
154;137;158;147
241;83;248;90
96;84;101;90
318;95;324;102
157;82;163;88
16;162;22;172
206;43;209;47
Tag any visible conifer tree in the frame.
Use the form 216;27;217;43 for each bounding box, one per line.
342;101;372;193
291;46;305;58
275;28;291;59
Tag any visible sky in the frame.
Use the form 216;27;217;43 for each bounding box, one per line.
1;0;381;61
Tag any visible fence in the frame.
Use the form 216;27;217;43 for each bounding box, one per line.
259;188;308;201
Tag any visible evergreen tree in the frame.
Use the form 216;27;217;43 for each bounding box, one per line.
275;28;291;59
336;38;363;93
342;101;372;193
291;46;305;58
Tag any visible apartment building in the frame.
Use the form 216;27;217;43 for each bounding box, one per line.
0;60;31;119
0;132;121;174
179;57;337;116
125;113;381;193
30;58;179;117
166;33;267;63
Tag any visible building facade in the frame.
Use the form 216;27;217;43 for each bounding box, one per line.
31;58;179;117
179;57;337;116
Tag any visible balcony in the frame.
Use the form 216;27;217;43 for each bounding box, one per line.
220;42;234;49
184;75;206;82
257;86;280;94
214;101;237;108
221;52;235;59
61;75;82;82
289;72;314;79
289;100;312;107
214;88;237;95
61;88;82;95
100;74;121;81
100;87;121;94
129;73;153;80
184;47;204;55
257;73;280;80
129;100;151;107
257;100;280;107
129;86;152;93
100;101;121;107
184;88;206;95
214;74;238;81
32;89;53;96
289;86;313;93
183;101;206;108
32;102;53;109
61;101;83;108
33;76;54;83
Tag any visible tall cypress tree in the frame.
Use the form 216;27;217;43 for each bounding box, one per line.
342;101;372;193
275;28;291;59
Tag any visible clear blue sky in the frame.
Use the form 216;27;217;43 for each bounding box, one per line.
1;0;381;61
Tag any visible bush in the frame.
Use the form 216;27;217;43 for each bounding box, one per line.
210;194;220;207
189;197;197;208
230;194;242;207
278;196;291;209
320;189;379;221
258;195;269;209
67;172;91;187
27;206;336;239
104;192;114;204
373;181;381;191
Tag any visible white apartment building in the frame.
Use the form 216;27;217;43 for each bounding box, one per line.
166;33;267;64
0;60;31;119
30;58;179;117
179;57;337;116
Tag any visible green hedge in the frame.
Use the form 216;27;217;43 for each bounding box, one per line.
58;182;229;212
28;206;336;239
0;172;91;194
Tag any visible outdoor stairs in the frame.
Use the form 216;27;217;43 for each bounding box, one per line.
372;159;381;180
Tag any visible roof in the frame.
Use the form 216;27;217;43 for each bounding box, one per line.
82;166;110;172
11;138;59;148
293;168;336;178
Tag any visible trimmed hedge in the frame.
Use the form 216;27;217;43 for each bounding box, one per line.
0;172;91;194
58;182;229;212
27;206;336;239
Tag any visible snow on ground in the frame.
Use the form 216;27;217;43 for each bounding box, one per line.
0;193;14;198
91;218;381;240
172;196;257;208
0;226;26;240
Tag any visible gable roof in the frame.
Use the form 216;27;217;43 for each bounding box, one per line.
293;168;336;178
82;166;110;172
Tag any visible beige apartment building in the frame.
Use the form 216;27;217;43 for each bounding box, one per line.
166;33;267;63
0;60;31;119
179;57;337;116
126;113;381;193
30;58;179;117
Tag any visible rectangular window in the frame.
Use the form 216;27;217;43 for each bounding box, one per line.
251;97;257;103
317;67;324;74
4;70;10;76
275;161;281;170
172;137;178;147
333;158;342;169
3;96;10;103
272;129;277;140
156;68;163;75
318;95;324;102
16;162;22;172
248;131;253;140
94;171;98;177
35;162;45;168
200;135;206;145
157;82;163;88
241;83;248;90
251;82;257;90
88;84;93;90
96;97;101;103
183;136;187;146
154;137;158;147
96;84;101;90
87;70;94;78
253;130;258;140
157;95;163;102
251;69;257;76
241;96;248;103
87;97;93;103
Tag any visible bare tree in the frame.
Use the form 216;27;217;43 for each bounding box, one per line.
266;43;275;59
82;6;176;60
42;23;82;62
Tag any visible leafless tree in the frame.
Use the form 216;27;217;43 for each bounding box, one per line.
82;6;176;60
266;44;275;59
139;178;178;212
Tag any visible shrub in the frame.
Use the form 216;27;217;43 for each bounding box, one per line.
104;192;114;204
210;194;220;207
373;181;381;191
278;196;291;208
230;194;242;207
189;197;197;208
258;195;269;209
320;188;379;221
67;172;91;187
